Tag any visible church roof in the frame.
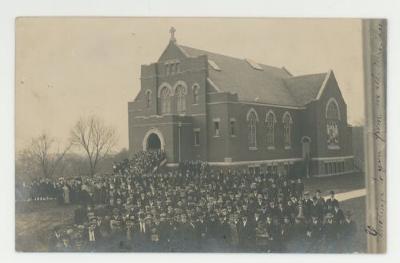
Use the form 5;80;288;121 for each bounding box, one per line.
284;73;328;105
178;44;329;107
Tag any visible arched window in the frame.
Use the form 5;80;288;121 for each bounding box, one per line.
145;90;152;108
283;112;293;149
171;63;176;74
175;85;186;113
247;109;259;149
265;110;276;148
165;63;170;76
326;98;340;148
192;84;200;104
160;86;171;114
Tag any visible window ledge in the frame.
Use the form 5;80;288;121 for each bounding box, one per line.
284;146;292;150
194;144;200;147
267;146;275;150
249;147;258;151
328;145;341;150
230;135;237;138
213;135;221;138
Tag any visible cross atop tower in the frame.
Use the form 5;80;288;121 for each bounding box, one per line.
169;26;176;43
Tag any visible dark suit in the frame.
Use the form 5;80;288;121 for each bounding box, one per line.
340;220;357;252
325;198;339;213
310;203;324;220
195;220;207;250
333;208;345;224
85;226;102;251
74;206;87;225
237;220;255;250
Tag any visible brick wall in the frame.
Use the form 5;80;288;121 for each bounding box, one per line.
128;43;354;177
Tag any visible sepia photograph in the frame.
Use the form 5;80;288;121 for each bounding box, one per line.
14;17;386;253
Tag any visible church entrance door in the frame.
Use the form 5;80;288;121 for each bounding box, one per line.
142;128;165;152
147;133;161;151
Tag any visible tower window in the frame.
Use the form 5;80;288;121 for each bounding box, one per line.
230;119;236;136
192;84;200;105
194;129;200;146
145;90;152;108
175;85;186;113
213;120;220;137
160;86;171;114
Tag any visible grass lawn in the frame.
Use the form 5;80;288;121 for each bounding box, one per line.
15;201;76;252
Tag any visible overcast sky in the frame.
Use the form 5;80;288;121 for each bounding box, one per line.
15;17;364;152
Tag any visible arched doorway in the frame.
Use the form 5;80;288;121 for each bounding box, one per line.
142;128;165;151
147;133;161;151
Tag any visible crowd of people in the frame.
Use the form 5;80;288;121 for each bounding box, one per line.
17;150;357;253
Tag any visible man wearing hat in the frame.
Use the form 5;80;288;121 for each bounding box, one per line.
288;216;307;252
253;209;263;226
217;215;231;251
340;210;357;252
266;200;278;220
86;217;101;251
48;226;64;252
325;190;339;213
158;212;170;251
315;190;326;209
176;213;195;252
295;178;304;198
124;214;138;250
322;212;339;252
263;215;279;252
280;215;293;243
305;216;323;252
237;214;255;251
206;213;219;243
194;213;207;251
310;197;324;221
98;215;111;239
149;217;161;251
108;208;123;249
332;203;345;225
60;232;72;252
302;191;313;220
167;212;180;252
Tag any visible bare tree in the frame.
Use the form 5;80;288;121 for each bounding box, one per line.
19;133;71;179
70;115;117;176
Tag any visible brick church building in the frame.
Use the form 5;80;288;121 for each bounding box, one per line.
128;28;354;177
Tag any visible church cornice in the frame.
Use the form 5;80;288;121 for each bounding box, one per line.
140;67;207;80
207;100;306;110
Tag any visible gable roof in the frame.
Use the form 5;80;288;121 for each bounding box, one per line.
284;73;329;105
165;43;330;107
